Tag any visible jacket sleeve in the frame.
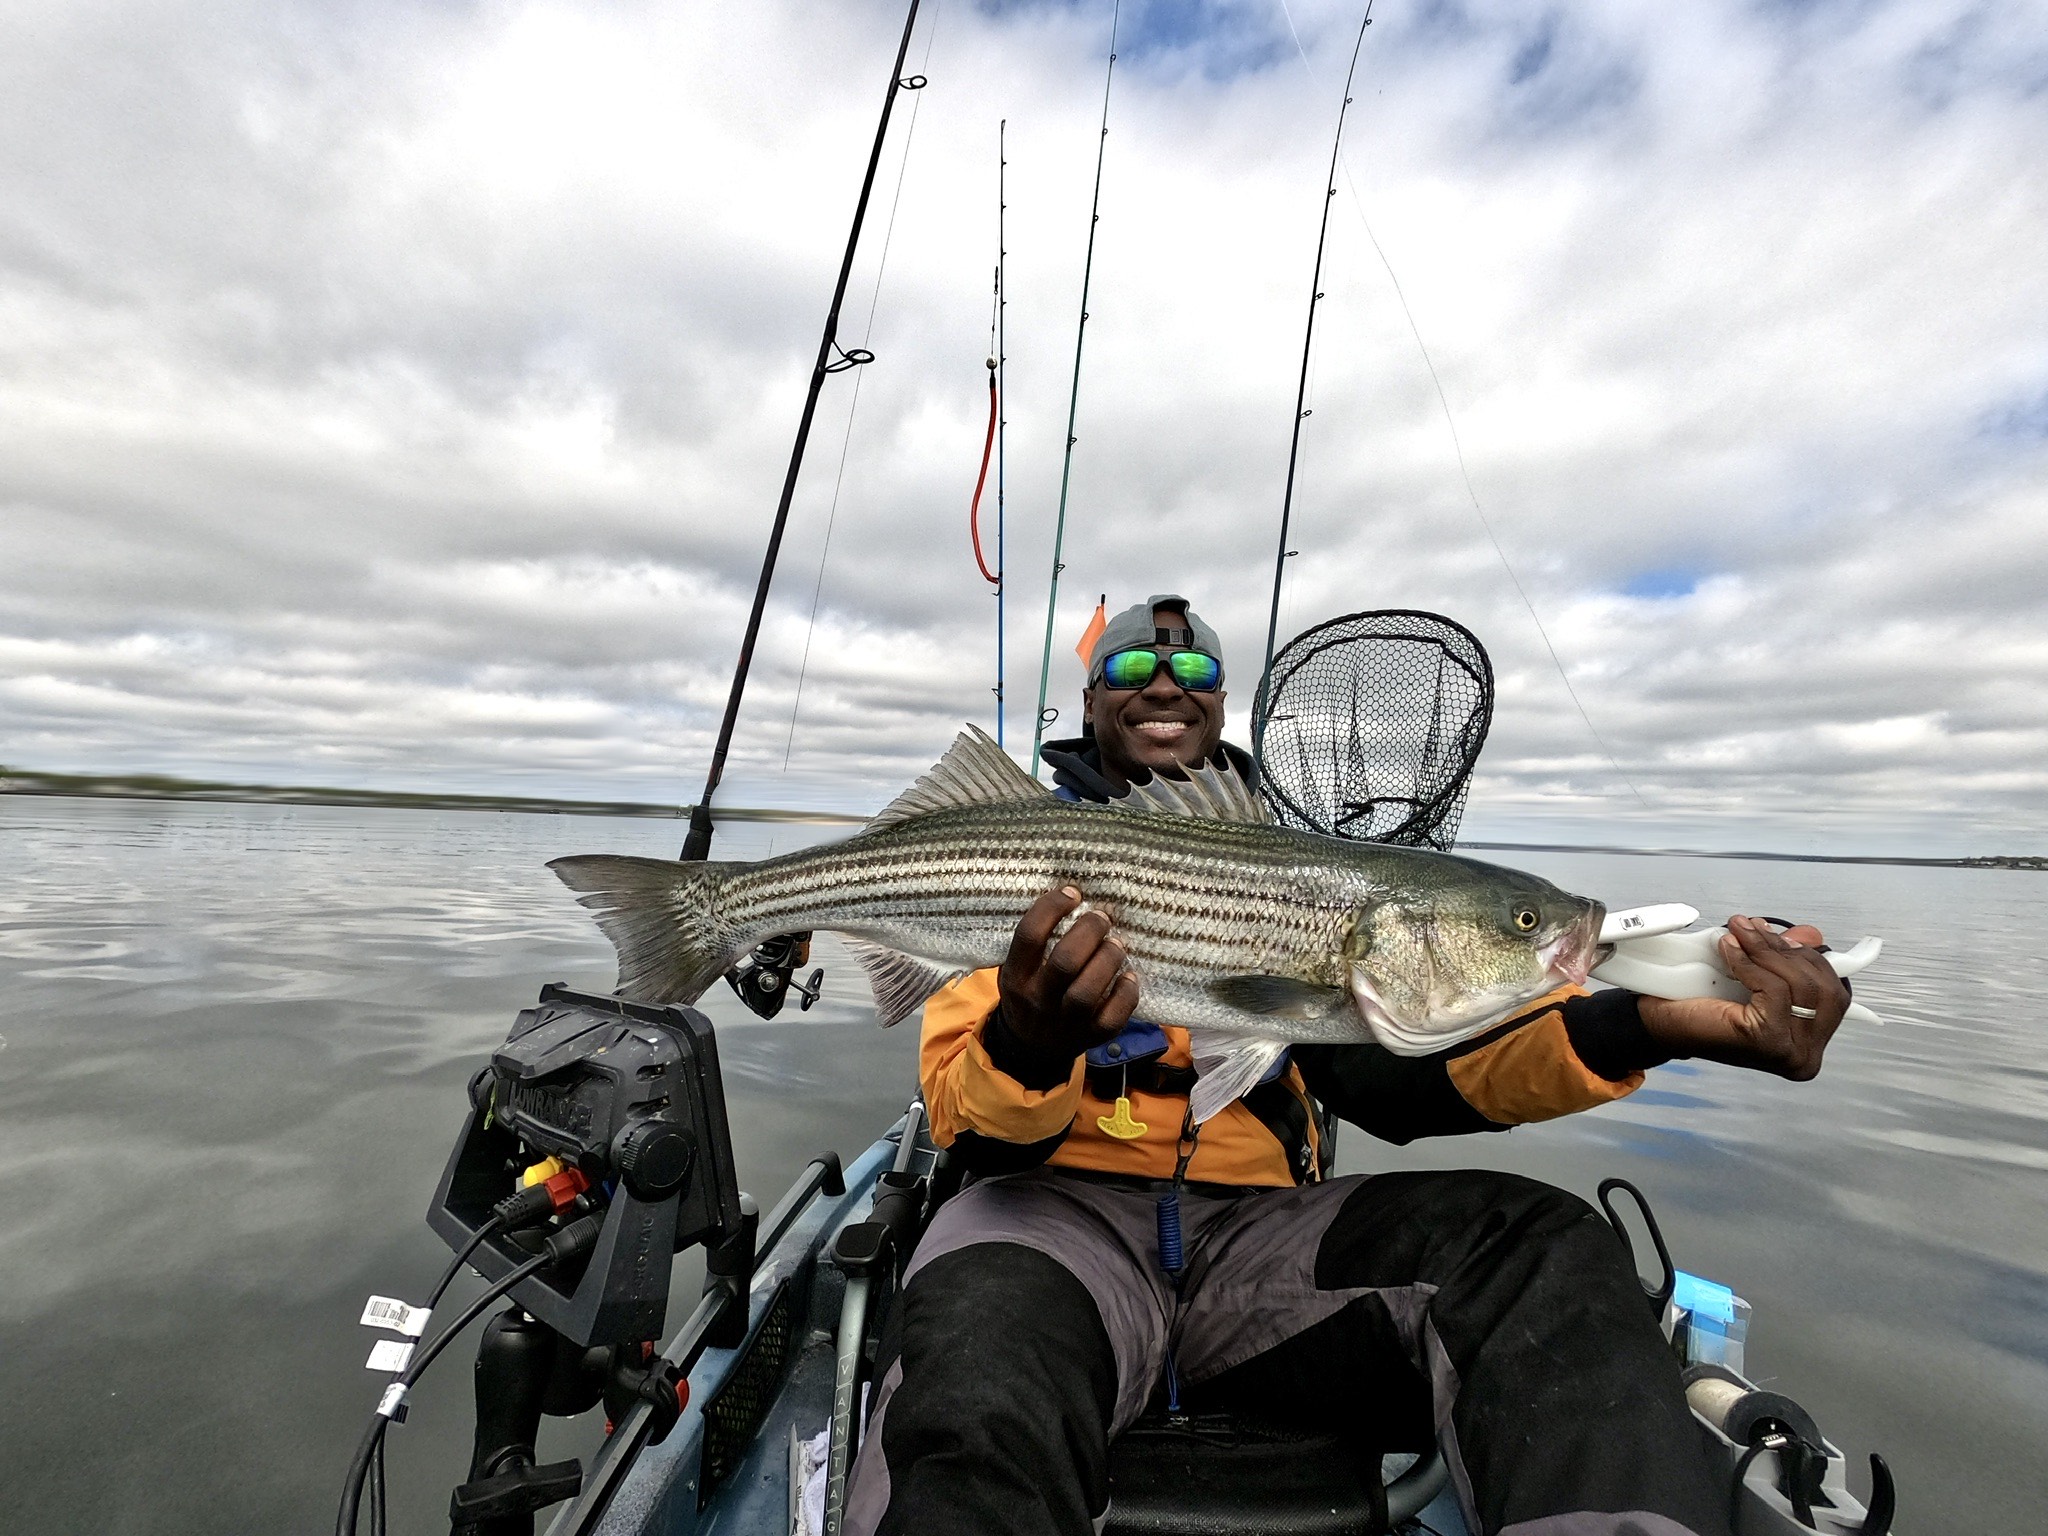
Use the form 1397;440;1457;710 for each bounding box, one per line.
1296;986;1669;1146
919;968;1087;1176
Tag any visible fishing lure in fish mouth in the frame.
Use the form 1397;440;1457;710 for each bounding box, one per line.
550;726;1606;1123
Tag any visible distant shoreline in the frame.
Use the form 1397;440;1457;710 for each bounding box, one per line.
3;767;2039;868
0;768;865;825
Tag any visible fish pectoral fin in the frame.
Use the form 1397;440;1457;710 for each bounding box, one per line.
1186;1032;1290;1124
1205;974;1349;1020
865;725;1049;832
841;938;968;1027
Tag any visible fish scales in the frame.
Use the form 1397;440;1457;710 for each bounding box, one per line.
550;726;1604;1120
706;800;1368;1001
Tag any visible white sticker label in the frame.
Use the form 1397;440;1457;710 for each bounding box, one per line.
366;1339;415;1373
360;1295;431;1338
376;1382;410;1420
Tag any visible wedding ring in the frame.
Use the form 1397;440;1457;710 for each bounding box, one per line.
1787;1004;1819;1019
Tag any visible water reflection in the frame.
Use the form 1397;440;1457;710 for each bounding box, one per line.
0;800;2041;1531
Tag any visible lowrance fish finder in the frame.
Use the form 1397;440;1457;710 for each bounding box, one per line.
427;982;746;1347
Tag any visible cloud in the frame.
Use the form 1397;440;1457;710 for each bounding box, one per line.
1;0;2044;852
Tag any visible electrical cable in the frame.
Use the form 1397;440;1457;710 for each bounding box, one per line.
1273;1;1650;811
336;1219;598;1536
783;3;945;770
1030;0;1123;777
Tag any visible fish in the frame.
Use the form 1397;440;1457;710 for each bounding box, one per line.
550;726;1605;1122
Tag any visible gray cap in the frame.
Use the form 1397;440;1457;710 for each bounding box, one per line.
1087;594;1224;681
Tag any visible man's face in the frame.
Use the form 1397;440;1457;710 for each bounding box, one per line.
1084;607;1228;785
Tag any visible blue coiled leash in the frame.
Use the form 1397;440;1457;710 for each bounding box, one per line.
1156;1108;1200;1412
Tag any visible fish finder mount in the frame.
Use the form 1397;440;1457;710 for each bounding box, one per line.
428;982;746;1348
425;983;749;1535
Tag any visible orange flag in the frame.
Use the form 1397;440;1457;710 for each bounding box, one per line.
1074;596;1107;667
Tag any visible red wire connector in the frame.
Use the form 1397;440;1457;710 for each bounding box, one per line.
491;1163;592;1229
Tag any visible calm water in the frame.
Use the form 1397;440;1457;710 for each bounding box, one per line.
0;798;2042;1533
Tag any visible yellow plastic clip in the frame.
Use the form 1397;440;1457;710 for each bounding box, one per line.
1097;1095;1149;1140
521;1155;566;1188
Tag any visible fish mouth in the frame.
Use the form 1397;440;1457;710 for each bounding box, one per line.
1539;905;1607;987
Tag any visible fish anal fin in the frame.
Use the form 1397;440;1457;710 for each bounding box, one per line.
1206;974;1349;1021
1187;1031;1290;1124
841;937;967;1027
866;725;1047;832
1115;759;1270;824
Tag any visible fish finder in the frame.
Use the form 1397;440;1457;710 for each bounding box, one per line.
426;982;746;1347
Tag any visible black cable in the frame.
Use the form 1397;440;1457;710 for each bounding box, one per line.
337;1220;597;1536
368;1436;386;1536
428;1211;507;1311
1728;1439;1771;1535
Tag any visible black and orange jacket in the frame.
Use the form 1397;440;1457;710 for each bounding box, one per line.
919;737;1673;1188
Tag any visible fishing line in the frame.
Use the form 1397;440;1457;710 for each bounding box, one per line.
782;3;945;771
1273;0;1649;810
1031;0;1123;777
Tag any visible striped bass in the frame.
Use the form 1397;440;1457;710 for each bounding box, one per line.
551;727;1605;1121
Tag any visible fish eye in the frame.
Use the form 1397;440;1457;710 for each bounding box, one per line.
1511;905;1539;933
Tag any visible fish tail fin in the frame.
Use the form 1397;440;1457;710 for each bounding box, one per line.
547;854;740;1003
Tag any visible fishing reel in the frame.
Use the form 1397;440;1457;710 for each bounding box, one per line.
725;932;825;1019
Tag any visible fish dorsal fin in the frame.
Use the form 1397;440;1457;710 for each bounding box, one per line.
866;725;1048;832
841;937;968;1027
1116;758;1270;824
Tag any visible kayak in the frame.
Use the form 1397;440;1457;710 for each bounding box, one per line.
549;1108;1895;1536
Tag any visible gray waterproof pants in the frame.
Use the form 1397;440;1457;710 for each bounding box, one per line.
843;1166;1725;1536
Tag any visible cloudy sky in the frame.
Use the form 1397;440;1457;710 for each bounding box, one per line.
2;0;2043;854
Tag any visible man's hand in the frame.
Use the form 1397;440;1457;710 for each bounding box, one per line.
1637;914;1850;1079
996;887;1141;1063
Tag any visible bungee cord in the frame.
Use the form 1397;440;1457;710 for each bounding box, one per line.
1031;0;1123;778
1272;0;1650;811
782;4;945;771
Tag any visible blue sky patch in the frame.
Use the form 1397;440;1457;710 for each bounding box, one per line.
1624;567;1705;599
976;0;1288;81
1980;386;2048;442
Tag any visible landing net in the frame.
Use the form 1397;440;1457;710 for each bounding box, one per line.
1251;610;1494;851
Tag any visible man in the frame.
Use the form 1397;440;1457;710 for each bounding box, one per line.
843;595;1849;1536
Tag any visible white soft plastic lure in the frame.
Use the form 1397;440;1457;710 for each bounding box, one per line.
1592;906;1885;1027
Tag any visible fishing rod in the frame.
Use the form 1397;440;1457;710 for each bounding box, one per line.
1030;1;1122;778
996;121;1008;747
968;124;1007;743
1254;2;1374;776
681;0;927;861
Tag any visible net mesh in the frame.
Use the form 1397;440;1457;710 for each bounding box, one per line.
1251;609;1493;851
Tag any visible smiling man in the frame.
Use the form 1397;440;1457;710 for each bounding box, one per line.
843;594;1851;1536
